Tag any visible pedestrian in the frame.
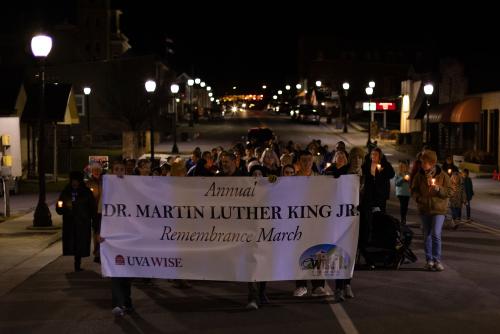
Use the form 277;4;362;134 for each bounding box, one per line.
99;160;134;317
463;168;474;221
56;171;96;272
86;163;103;263
281;164;296;176
411;150;451;271
395;160;411;225
442;155;459;175
449;170;466;226
293;150;328;297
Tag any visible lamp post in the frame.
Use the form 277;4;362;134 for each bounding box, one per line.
423;83;434;145
342;82;350;133
365;86;374;147
187;79;194;127
170;83;180;154
145;80;156;167
83;87;91;133
31;34;53;227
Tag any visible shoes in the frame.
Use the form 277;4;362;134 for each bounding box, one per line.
259;294;270;305
344;284;355;299
311;286;329;297
112;306;125;317
424;261;435;271
293;286;308;297
434;262;444;271
246;300;259;310
334;289;345;302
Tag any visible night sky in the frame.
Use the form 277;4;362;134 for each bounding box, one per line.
3;1;500;94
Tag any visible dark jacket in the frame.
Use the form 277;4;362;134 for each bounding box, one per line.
188;159;215;176
360;156;395;208
323;163;349;178
56;185;96;257
464;176;474;201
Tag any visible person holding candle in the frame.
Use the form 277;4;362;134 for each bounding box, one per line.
411;150;451;271
395;160;411;225
55;171;96;272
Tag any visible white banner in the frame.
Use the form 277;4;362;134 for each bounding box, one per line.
101;175;360;281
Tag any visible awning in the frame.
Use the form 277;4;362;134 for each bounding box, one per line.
428;97;481;123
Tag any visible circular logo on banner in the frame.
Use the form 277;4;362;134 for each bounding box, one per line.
299;244;351;276
115;255;125;265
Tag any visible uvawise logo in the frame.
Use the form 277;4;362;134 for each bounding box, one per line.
115;255;125;265
299;244;350;276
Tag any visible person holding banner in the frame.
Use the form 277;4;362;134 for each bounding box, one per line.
293;150;328;297
86;163;103;264
56;171;97;272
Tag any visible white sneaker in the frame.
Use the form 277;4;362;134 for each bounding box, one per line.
112;306;125;317
293;286;308;297
246;300;259;310
424;261;435;271
312;286;329;297
434;262;444;271
345;284;355;298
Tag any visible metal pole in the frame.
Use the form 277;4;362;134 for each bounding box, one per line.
149;98;155;168
426;98;430;145
367;97;371;146
343;90;348;133
86;94;90;133
172;96;179;154
33;60;52;227
189;86;194;127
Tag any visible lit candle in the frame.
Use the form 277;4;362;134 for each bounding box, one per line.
447;169;452;174
431;178;436;186
404;174;410;181
376;164;382;171
90;187;94;192
57;201;63;208
326;162;332;168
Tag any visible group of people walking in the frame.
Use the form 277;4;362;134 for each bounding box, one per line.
55;137;474;315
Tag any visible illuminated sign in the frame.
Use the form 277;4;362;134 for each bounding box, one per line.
376;102;396;110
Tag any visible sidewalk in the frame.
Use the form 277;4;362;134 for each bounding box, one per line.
0;194;62;297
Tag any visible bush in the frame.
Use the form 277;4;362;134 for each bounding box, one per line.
464;150;496;165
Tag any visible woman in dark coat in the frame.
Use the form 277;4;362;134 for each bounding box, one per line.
56;171;97;271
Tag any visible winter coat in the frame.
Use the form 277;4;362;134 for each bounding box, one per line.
464;177;474;201
449;173;466;208
360;156;395;209
323;163;349;178
395;173;411;197
56;185;97;257
411;165;451;215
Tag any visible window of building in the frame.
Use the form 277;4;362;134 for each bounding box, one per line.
75;94;85;116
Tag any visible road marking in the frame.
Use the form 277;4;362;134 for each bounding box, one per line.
467;221;500;237
326;282;359;334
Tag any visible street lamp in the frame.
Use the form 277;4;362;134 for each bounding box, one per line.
342;82;350;133
31;34;53;227
187;79;194;127
83;87;91;134
262;85;267;89
315;80;322;87
365;86;374;147
200;81;206;88
423;83;434;145
145;80;156;167
369;81;375;88
170;83;180;154
195;78;201;85
296;83;302;90
206;86;211;91
285;85;291;90
277;90;282;95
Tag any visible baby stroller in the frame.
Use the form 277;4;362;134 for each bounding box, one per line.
363;211;417;269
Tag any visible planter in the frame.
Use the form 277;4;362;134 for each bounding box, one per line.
460;161;497;173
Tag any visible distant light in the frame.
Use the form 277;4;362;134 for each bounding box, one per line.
369;81;375;88
285;85;291;90
262;85;267;89
210;97;215;102
215;99;220;103
424;83;434;95
342;82;350;90
200;82;206;88
187;79;194;86
170;83;179;94
278;90;283;95
365;87;373;95
273;95;277;100
195;78;201;84
208;92;213;97
242;103;246;108
321;102;325;106
175;98;180;102
206;86;211;91
233;86;237;90
296;83;302;90
315;80;322;87
31;34;52;57
83;87;91;95
145;80;156;93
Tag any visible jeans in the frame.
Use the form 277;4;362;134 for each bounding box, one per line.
398;196;410;224
465;200;471;219
451;207;462;220
420;214;445;262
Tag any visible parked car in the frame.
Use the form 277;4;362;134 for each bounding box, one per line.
290;104;321;125
247;127;275;147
